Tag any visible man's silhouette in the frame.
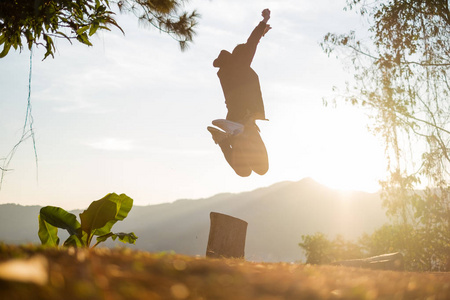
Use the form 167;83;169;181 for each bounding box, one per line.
208;9;271;177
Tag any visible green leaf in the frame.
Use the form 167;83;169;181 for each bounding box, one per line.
93;193;134;236
95;232;138;247
95;232;115;245
55;31;72;43
114;232;138;244
76;25;90;35
80;194;118;235
76;33;93;46
40;206;80;236
0;43;12;58
64;234;83;247
38;215;60;246
89;23;99;36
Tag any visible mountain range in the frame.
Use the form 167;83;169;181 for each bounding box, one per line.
0;178;388;262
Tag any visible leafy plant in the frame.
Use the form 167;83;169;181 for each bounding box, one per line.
38;193;137;248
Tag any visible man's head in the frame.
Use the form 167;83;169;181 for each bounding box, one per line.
213;44;247;68
232;44;246;56
213;50;232;68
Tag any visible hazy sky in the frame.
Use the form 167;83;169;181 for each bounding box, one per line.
0;0;387;209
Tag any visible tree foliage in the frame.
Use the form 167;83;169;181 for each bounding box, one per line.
300;224;449;271
299;233;363;265
321;0;450;271
0;0;199;59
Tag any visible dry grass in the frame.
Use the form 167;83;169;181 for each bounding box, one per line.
0;244;449;300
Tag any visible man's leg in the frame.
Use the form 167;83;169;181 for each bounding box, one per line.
208;126;252;177
218;137;252;177
241;126;269;175
212;119;244;136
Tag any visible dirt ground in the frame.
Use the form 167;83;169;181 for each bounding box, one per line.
0;244;449;300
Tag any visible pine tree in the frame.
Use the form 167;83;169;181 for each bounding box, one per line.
0;0;199;59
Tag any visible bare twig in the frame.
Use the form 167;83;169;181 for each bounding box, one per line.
0;49;38;189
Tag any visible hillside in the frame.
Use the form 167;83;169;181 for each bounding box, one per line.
0;178;388;262
1;245;449;300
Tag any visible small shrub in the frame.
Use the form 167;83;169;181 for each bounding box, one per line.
38;193;137;248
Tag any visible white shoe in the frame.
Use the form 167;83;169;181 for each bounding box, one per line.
212;119;244;136
207;126;228;144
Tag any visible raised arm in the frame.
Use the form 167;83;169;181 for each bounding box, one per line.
235;9;271;66
247;9;271;45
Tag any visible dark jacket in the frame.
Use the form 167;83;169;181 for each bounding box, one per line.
213;21;267;123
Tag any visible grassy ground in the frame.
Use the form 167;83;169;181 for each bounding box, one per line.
0;244;449;300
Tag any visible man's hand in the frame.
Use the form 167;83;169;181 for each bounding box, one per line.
262;9;270;23
263;24;272;36
262;9;271;36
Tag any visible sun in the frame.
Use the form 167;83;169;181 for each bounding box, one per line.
265;104;387;193
308;108;388;192
310;140;387;193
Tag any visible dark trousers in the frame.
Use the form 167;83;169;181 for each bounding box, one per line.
218;124;268;177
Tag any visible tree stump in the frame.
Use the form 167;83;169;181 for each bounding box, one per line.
206;212;248;259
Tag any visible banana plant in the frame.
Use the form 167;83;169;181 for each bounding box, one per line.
38;193;137;248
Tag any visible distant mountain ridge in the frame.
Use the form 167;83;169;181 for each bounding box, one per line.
0;178;388;262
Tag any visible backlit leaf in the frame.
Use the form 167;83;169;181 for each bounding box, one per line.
93;193;133;236
40;206;80;236
80;194;118;235
38;215;60;246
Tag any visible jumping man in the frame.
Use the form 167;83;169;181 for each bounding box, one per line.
208;9;272;177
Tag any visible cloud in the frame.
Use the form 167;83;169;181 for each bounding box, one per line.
87;138;134;151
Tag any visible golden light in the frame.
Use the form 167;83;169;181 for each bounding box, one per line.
264;102;387;193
